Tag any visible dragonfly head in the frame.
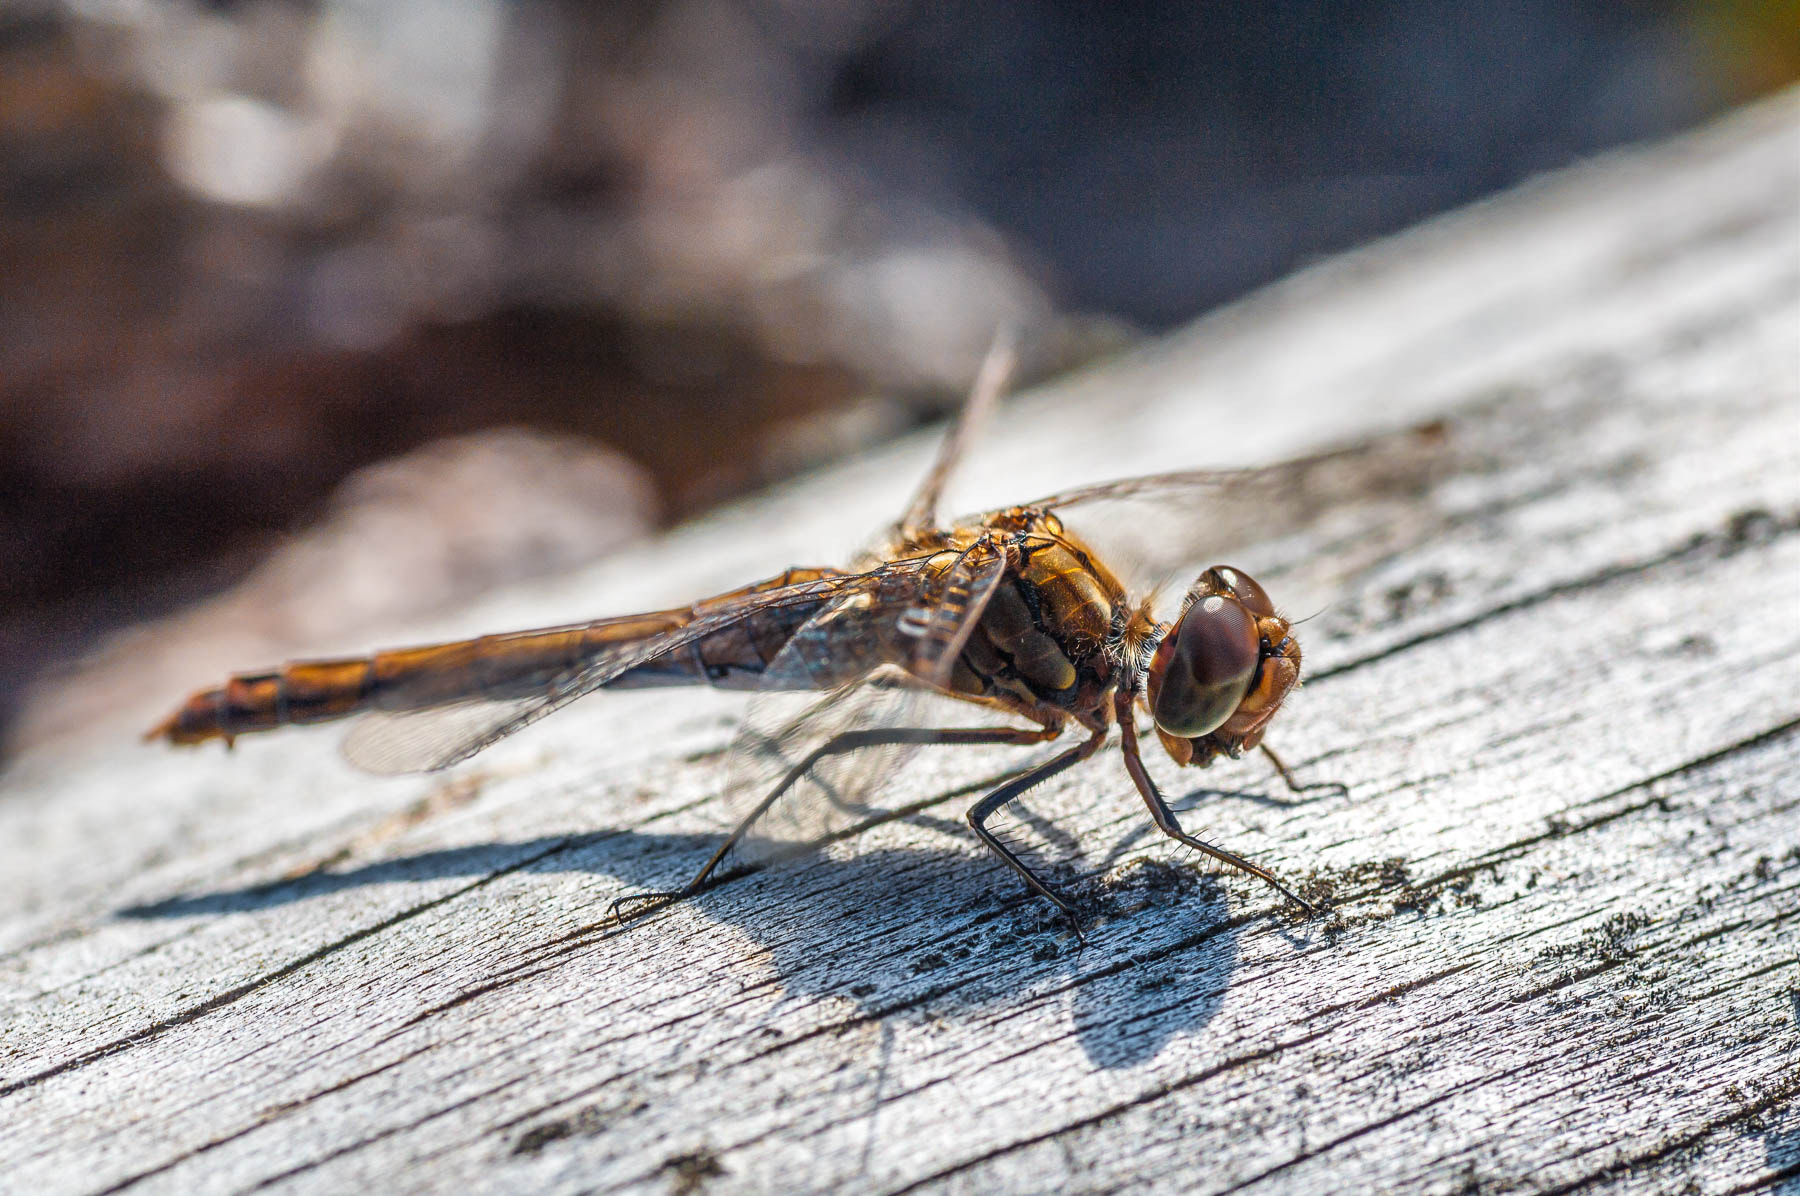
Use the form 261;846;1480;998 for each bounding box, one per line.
1144;566;1300;767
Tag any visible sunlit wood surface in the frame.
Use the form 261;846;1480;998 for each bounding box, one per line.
2;90;1796;1196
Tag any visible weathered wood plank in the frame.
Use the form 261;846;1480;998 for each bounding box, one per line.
2;91;1797;1195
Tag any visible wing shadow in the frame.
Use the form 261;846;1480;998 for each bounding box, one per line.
118;818;1258;1069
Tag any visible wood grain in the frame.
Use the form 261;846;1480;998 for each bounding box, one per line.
2;91;1796;1195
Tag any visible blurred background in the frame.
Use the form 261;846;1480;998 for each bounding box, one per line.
2;0;1794;758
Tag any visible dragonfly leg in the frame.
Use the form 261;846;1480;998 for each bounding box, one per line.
1117;694;1318;915
966;725;1108;936
1259;743;1350;799
611;723;1059;926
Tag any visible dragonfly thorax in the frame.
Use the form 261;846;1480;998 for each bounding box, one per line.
936;515;1130;715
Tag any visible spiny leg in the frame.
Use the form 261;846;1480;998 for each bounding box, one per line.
611;723;1058;925
965;725;1108;934
1117;694;1318;914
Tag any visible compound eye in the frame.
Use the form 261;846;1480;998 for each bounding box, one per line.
1148;595;1261;738
1206;566;1275;619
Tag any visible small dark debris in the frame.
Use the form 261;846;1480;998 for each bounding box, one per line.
1668;632;1718;657
1079;858;1206;919
513;1103;617;1155
1391;889;1433;915
1723;507;1779;547
1040;857;1245;936
849;983;876;998
1292;856;1503;928
956;891;999;916
1295;856;1410;911
1379;571;1454;622
664;1147;726;1195
910;952;948;974
1537;910;1655;965
1391;871;1482;916
680;741;732;766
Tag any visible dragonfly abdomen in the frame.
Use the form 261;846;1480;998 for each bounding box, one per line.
603;597;831;692
150;616;686;747
606;565;846;691
151;568;854;747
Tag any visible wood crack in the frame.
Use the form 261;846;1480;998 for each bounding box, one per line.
88;1049;427;1194
885;1025;1349;1195
0;837;575;1099
1309;505;1800;685
1533;1072;1800;1195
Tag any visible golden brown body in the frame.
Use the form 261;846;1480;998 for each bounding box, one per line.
151;513;1141;752
922;514;1135;719
150;335;1319;922
150;567;841;747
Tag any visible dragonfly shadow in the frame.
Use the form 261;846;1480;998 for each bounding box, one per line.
1765;1108;1800;1196
1087;778;1337;866
1061;865;1239;1069
118;825;1246;1069
1175;778;1347;811
115;836;602;919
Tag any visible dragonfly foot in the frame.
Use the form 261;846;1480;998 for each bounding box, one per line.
1031;884;1087;948
610;888;693;926
1060;905;1089;949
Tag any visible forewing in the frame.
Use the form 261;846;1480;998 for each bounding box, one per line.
343;698;552;775
897;329;1015;538
338;579;850;774
1001;425;1456;598
719;545;1004;866
905;536;1008;686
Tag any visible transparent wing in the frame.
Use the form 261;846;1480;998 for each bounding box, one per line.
904;537;1008;684
721;671;928;866
338;578;852;774
343;698;549;775
719;540;1007;866
991;421;1458;599
1018;420;1453;515
896;328;1015;539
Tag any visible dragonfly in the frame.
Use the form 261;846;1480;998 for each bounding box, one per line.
151;341;1329;926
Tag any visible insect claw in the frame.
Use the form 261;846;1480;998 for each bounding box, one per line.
610;889;685;926
1064;908;1089;948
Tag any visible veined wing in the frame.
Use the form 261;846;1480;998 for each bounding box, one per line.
719;538;1009;865
339;573;862;774
1024;417;1455;515
1020;443;1390;515
896;329;1015;539
987;421;1456;596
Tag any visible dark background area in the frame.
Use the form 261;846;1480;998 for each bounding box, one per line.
1;0;1793;754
